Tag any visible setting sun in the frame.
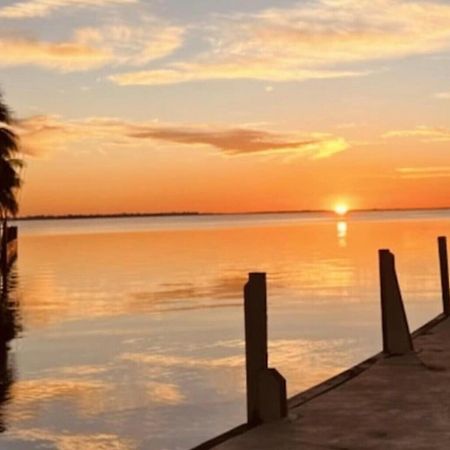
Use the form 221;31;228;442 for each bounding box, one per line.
334;204;349;216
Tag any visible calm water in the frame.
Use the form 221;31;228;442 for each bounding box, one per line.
0;210;449;449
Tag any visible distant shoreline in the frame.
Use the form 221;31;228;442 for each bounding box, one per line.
12;207;450;222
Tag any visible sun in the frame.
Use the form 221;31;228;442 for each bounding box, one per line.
334;203;349;216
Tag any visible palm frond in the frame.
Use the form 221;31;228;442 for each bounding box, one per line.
0;91;22;217
0;128;18;158
0;94;12;124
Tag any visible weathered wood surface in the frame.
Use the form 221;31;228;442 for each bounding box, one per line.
214;314;450;449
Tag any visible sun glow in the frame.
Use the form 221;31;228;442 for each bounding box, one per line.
334;203;349;216
337;221;348;247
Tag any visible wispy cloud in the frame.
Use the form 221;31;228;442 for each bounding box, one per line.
17;115;349;159
0;0;136;19
110;0;450;86
109;66;367;86
75;21;185;67
384;126;450;142
17;115;77;156
0;20;184;71
125;123;348;158
434;92;450;100
397;167;450;179
0;36;110;71
5;0;450;81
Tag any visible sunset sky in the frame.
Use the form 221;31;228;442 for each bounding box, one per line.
0;0;449;215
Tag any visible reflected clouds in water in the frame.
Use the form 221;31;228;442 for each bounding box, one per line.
0;214;447;449
2;428;135;450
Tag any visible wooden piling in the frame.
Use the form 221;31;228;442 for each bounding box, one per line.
244;273;286;425
244;273;268;425
379;249;413;355
438;236;450;316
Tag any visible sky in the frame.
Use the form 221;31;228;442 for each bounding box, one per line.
0;0;449;215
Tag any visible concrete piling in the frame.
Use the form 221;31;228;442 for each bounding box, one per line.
244;273;287;425
438;236;450;316
379;249;413;355
257;368;287;422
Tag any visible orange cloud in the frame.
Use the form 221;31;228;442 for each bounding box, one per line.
0;36;110;71
434;92;450;100
0;0;136;19
397;167;450;179
0;20;184;71
17;115;77;156
126;125;348;158
17;115;349;159
384;126;450;142
75;21;185;66
109;66;368;86
109;0;450;85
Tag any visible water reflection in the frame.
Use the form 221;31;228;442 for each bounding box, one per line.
5;428;134;450
336;221;348;247
0;212;447;449
0;267;21;433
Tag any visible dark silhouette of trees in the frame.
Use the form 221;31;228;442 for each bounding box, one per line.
0;269;20;433
0;91;22;235
0;93;22;432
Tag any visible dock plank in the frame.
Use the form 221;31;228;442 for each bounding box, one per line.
215;316;450;449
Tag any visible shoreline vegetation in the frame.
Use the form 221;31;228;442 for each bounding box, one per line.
13;206;450;222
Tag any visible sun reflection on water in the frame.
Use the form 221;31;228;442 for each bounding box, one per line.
337;221;348;247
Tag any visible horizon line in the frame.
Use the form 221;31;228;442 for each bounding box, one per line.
13;205;450;222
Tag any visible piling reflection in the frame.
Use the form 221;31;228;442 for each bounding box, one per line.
0;267;21;433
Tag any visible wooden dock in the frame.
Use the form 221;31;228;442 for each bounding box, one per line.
214;315;450;449
195;236;450;449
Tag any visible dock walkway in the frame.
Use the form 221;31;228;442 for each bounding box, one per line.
192;238;450;449
216;315;450;449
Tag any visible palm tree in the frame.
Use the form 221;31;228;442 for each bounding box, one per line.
0;92;22;255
